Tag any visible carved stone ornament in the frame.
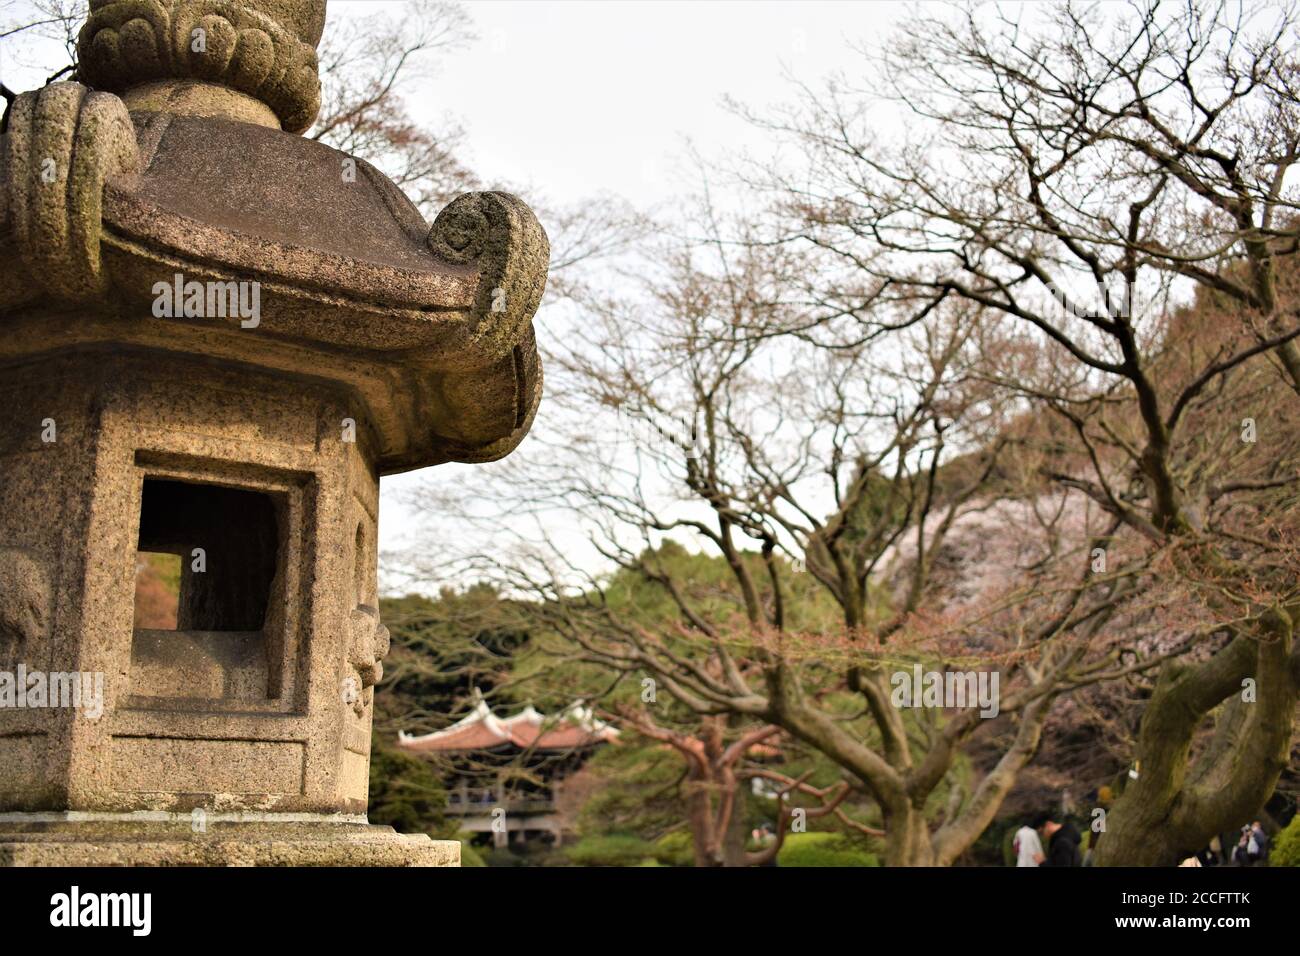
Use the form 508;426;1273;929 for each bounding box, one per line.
78;0;323;133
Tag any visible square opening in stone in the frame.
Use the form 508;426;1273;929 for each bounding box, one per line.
129;478;283;702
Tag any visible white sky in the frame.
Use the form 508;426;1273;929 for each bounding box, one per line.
354;0;911;573
398;0;904;203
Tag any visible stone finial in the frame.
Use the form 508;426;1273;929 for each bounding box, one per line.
77;0;325;133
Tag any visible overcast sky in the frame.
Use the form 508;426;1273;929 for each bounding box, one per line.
361;0;910;568
389;0;905;202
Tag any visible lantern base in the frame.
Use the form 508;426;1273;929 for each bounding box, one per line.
0;814;459;866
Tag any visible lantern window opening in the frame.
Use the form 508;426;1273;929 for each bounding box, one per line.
129;476;285;703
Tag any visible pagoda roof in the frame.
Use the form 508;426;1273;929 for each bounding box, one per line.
397;701;619;754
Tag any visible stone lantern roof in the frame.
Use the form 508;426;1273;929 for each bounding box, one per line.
1;0;547;473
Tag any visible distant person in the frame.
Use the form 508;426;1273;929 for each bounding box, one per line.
1037;812;1082;867
1233;827;1252;866
1082;823;1102;866
1013;820;1045;867
1196;835;1222;867
751;823;778;867
1248;822;1270;865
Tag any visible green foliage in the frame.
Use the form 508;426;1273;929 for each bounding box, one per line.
367;587;533;841
652;830;695;867
380;586;532;720
966;815;1020;867
1269;816;1300;867
366;731;447;835
573;729;788;865
565;833;657;867
144;551;182;594
459;839;487;867
366;558;887;864
600;540;844;636
1000;823;1018;867
777;832;879;867
576;735;692;839
483;846;527;867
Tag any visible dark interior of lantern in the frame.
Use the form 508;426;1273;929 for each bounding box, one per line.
129;477;282;702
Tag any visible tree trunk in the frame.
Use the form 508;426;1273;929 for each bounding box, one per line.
721;792;749;866
685;780;720;867
684;764;749;866
1094;615;1297;866
881;804;936;866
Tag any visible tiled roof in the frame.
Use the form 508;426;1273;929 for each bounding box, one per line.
397;701;619;753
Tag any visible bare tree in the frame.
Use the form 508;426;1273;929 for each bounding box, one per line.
0;0;80;96
732;0;1300;865
611;710;784;867
399;198;1155;865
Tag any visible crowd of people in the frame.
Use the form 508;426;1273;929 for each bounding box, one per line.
1185;823;1272;868
1011;816;1274;867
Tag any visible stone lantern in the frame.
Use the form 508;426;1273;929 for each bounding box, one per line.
0;0;546;865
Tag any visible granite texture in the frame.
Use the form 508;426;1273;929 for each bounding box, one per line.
0;817;458;866
78;0;324;133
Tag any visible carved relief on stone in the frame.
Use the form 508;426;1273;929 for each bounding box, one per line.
78;0;322;133
344;604;389;716
0;549;52;665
